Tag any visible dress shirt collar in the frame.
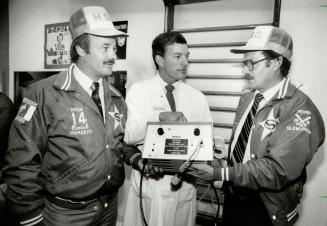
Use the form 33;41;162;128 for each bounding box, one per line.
255;78;286;103
74;66;103;95
154;73;182;91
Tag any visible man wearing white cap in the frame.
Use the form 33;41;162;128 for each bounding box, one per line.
189;26;325;226
2;6;155;226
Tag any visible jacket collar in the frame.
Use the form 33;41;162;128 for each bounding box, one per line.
271;77;297;101
244;77;297;101
53;64;78;92
53;64;122;98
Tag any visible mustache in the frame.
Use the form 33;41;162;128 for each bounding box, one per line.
103;59;115;65
244;74;252;80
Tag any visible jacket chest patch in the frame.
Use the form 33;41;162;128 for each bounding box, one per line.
69;107;94;136
108;105;124;131
259;109;279;140
287;109;311;134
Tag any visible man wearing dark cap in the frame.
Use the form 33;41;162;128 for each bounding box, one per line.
2;6;153;226
189;26;325;226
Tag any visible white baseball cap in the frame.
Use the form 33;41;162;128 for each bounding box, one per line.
69;6;128;41
231;26;293;61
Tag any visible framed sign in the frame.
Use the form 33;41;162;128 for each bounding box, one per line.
113;21;128;59
44;22;72;69
44;21;128;68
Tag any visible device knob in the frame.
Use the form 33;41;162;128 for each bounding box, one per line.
157;128;164;135
194;128;200;136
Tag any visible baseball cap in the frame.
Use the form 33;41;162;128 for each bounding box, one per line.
231;26;293;60
69;6;128;41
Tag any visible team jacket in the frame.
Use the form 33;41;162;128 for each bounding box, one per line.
214;78;325;225
3;64;141;225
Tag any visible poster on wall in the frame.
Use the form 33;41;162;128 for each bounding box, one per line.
44;22;72;69
44;21;127;68
113;21;128;59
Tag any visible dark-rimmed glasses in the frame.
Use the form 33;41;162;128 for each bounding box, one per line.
242;57;269;71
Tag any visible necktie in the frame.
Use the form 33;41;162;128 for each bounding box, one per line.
91;82;103;118
232;93;264;164
165;84;176;112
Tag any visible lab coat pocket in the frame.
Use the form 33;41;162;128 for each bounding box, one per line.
130;170;153;199
153;108;166;121
161;182;196;202
178;182;197;202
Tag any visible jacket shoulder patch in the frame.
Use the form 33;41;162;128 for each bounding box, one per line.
15;98;37;123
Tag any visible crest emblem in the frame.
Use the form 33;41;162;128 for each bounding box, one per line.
259;109;279;140
108;105;124;130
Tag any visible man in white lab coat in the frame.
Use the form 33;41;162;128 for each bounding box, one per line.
123;32;213;226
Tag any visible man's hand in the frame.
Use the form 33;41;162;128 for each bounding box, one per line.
187;159;224;181
188;163;214;181
137;159;164;178
159;111;187;122
213;136;228;159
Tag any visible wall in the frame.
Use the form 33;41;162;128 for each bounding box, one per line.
9;0;327;225
0;0;9;94
9;0;164;99
281;1;327;226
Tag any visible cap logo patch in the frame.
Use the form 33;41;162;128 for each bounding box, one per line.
253;30;263;39
92;12;110;22
270;33;281;43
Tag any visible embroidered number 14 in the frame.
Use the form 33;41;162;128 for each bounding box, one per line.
72;111;88;126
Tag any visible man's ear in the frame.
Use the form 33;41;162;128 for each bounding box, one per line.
155;55;164;67
272;56;283;71
76;45;86;57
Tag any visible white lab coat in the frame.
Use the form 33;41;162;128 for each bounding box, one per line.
122;74;212;226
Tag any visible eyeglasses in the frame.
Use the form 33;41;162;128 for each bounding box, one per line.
242;57;269;71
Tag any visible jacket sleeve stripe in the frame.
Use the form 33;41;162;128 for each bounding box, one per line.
20;214;43;226
130;153;141;165
221;168;225;181
287;208;298;222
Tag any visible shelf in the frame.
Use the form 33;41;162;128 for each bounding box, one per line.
202;91;242;96
188;59;242;64
214;122;233;129
163;0;219;5
171;23;273;33
188;42;246;48
210;106;237;112
186;74;244;79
